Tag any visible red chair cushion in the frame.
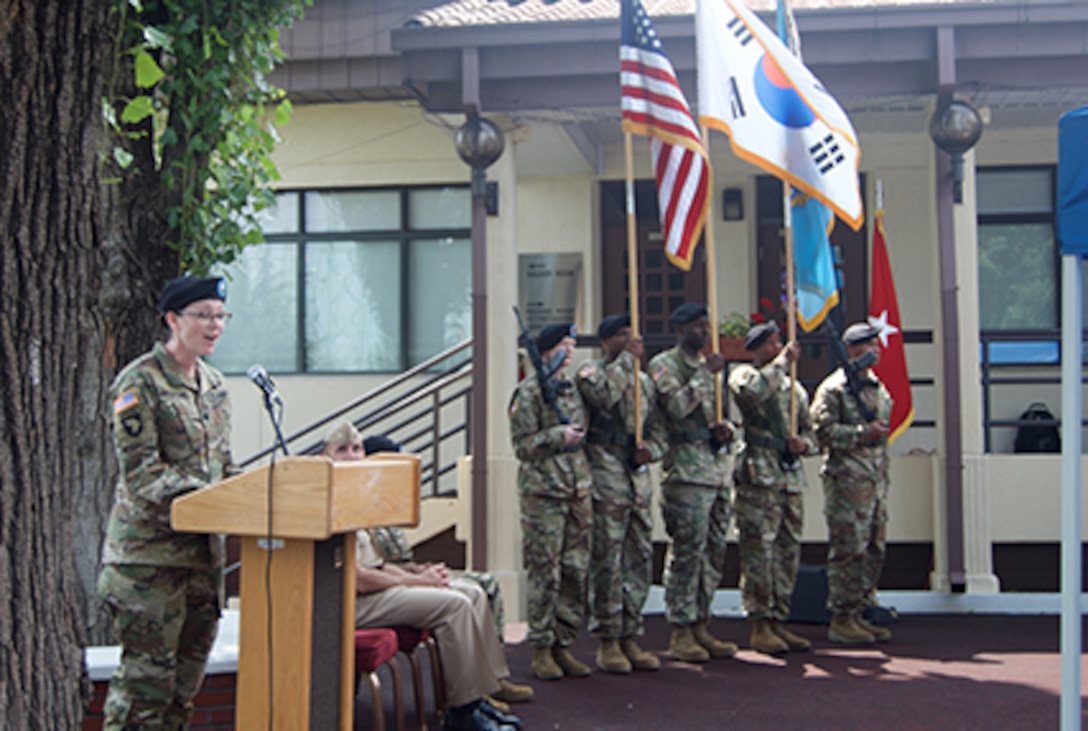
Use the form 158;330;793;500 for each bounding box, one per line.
354;628;399;673
390;625;425;654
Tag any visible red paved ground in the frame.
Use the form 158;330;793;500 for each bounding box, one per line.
361;614;1086;731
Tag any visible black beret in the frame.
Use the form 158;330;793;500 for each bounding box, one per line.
744;321;780;351
537;322;576;352
597;313;630;339
670;303;708;326
363;435;402;455
843;322;881;345
159;276;227;314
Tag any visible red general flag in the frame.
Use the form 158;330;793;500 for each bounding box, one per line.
620;0;710;271
869;208;914;444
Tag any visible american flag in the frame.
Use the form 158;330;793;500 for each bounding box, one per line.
620;0;710;272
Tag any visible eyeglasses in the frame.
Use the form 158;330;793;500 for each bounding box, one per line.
180;310;233;324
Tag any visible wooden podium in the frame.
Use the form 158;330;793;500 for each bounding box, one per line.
171;454;421;731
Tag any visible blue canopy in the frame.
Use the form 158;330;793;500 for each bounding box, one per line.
1058;106;1088;256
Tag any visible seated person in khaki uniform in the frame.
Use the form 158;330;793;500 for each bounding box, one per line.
323;422;530;731
358;433;530;708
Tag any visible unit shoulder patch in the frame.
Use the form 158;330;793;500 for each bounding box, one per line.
121;414;143;437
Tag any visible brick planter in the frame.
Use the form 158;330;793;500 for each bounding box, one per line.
83;672;237;730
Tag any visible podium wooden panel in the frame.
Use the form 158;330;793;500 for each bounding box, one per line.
171;454;420;731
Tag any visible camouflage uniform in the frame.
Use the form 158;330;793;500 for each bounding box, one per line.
97;342;232;731
649;347;733;626
810;368;893;615
368;526;505;642
575;350;667;640
728;357;817;621
509;374;592;648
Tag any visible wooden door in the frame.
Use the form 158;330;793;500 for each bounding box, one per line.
600;180;707;360
755;175;868;391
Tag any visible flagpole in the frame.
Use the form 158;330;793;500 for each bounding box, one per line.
784;184;798;434
701;123;724;422
624;130;644;444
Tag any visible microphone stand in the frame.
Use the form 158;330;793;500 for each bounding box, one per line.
260;393;290;456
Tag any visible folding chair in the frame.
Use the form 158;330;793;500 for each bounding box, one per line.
354;628;405;731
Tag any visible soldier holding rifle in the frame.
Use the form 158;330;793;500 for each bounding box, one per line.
810;322;894;645
509;319;594;680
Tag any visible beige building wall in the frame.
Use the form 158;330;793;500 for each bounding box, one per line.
222;99;1083;618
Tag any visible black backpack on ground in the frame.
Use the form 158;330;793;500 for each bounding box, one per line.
1013;402;1061;453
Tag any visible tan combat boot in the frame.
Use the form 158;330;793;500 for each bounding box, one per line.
531;646;563;680
692;620;738;658
552;645;592;677
668;625;710;663
856;615;892;642
493;677;534;704
484;695;511;714
828;613;876;645
750;618;789;655
595;638;633;674
620;637;661;671
771;620;812;652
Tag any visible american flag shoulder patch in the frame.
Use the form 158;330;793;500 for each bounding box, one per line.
578;363;598;378
652;366;667;382
113;389;139;415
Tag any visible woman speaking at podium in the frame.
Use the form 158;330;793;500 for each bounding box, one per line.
96;275;234;730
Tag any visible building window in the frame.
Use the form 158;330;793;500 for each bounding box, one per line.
210;186;471;374
977;167;1060;364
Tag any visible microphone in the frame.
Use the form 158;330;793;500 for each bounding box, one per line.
246;364;282;405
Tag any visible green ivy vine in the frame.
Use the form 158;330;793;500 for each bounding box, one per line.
105;0;310;274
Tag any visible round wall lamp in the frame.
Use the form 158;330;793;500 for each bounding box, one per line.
928;98;984;204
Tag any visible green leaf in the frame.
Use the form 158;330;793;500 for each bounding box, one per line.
134;49;165;88
143;26;171;51
120;96;154;124
112;147;134;169
101;98;118;129
274;99;292;127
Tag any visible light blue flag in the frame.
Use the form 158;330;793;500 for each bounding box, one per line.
792;190;840;331
777;0;839;331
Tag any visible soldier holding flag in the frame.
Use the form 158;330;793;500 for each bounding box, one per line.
575;313;667;674
649;303;737;663
728;321;817;655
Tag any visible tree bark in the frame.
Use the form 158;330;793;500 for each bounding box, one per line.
0;1;115;726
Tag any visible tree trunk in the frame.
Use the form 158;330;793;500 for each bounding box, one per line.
0;1;114;726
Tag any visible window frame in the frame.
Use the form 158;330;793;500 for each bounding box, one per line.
215;184;472;375
976;164;1060;366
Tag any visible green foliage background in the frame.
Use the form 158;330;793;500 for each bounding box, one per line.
106;0;309;274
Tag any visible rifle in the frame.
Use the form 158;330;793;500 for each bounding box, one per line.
514;306;571;425
825;320;879;423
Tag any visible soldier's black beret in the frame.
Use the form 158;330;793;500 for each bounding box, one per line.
669;303;708;326
537;322;576;352
159;276;227;314
744;321;780;351
363;435;402;455
843;322;881;345
597;313;630;339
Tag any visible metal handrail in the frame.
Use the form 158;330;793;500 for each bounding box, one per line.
237;339;474;496
239;339;473;467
